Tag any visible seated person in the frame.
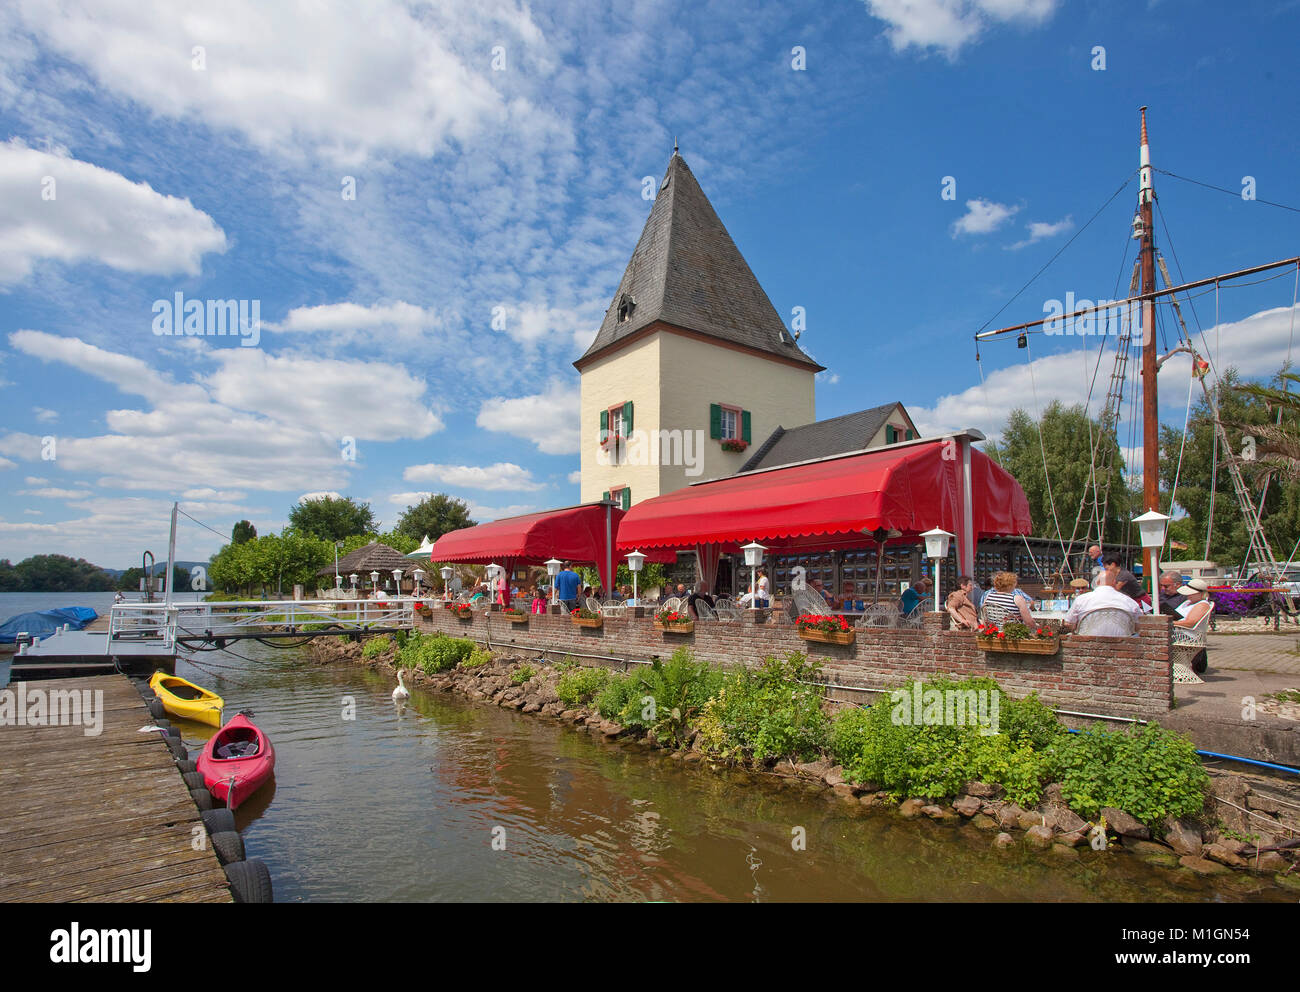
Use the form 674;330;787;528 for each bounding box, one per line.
982;571;1035;627
1062;572;1141;633
686;581;716;619
1172;579;1212;629
1157;570;1185;616
900;578;931;616
945;575;979;630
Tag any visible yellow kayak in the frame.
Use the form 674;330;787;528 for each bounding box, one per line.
149;671;224;727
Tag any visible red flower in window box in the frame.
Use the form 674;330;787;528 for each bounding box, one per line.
720;438;749;453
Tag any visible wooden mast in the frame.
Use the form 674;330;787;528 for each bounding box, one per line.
1138;107;1159;588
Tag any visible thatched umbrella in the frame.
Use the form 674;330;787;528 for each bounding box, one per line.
320;542;414;594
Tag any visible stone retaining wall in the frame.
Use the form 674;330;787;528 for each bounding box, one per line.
415;606;1173;718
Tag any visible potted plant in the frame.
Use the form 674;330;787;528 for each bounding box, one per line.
502;606;530;624
795;614;855;645
571;606;604;629
654;608;694;634
975;621;1061;655
450;603;474;620
721;438;749;453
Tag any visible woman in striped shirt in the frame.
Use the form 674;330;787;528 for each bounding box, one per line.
981;571;1034;628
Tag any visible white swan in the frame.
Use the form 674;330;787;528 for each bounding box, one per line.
392;668;410;702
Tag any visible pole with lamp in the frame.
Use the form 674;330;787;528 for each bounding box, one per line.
413;568;425;599
439;566;454;601
349;573;358;598
1133;510;1170;615
486;563;503;606
920;528;955;613
392;568;403;598
545;558;562;609
625;550;646;606
334;541;342;584
370;571;380;598
741;541;766;609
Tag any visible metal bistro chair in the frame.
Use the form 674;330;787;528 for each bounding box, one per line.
661;596;683;613
1171;601;1215;673
860;602;899;629
713;597;742;620
1074;607;1138;638
600;599;626;617
693;598;718;621
585;596;605;615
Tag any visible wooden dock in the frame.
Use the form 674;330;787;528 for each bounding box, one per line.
0;675;232;902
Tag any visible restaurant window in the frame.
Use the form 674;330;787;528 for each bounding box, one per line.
710;403;751;445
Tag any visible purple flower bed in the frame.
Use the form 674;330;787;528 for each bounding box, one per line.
1209;581;1272;617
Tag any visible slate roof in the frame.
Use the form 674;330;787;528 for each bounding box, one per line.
318;542;412;577
738;403;911;472
575;152;822;371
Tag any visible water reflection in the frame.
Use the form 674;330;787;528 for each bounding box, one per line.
166;648;1289;903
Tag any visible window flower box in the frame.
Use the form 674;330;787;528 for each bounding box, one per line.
720;438;749;453
796;614;854;645
502;608;529;624
654;609;694;634
450;603;473;620
975;622;1061;655
571;607;603;628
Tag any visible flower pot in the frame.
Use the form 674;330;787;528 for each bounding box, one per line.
506;614;530;624
655;621;695;634
798;627;855;645
975;635;1060;655
572;616;604;629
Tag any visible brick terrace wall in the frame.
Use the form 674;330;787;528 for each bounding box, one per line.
416;606;1173;718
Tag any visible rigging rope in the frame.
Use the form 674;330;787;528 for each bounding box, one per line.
1153;167;1300;214
1024;340;1070;565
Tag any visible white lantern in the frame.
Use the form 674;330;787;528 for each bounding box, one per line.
349;573;358;587
740;541;766;609
545;557;563;605
1133;509;1170;613
920;528;955;612
439;565;454;600
369;571;380;590
625;550;646;605
392;568;403;589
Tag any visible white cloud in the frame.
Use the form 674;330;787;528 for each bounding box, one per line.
297;491;344;503
0;139;226;284
477;380;579;455
23;476;46;484
2;0;548;165
567;470;581;485
182;488;247;501
908;303;1300;443
22;508;41;515
31;406;58;423
863;0;1057;55
18;487;92;499
3;330;440;493
403;462;545;492
464;501;542;522
0;457;15;469
951;198;1019;237
1008;215;1074;250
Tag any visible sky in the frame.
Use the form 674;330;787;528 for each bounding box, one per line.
1;0;1298;569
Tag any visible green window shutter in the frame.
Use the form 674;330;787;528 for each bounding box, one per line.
599;408;608;441
886;425;896;444
905;428;914;441
742;409;752;443
621;487;631;510
623;400;633;434
602;490;610;502
710;403;721;439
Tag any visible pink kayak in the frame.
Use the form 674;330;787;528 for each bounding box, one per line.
196;711;275;810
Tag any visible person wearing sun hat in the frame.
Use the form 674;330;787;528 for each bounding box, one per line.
1172;578;1212;628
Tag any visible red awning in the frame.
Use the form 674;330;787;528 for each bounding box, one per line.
615;440;1031;552
431;502;627;591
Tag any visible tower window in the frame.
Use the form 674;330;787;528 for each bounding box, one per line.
617;294;635;323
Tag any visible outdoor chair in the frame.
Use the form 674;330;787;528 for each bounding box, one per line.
585;596;604;614
599;599;626;617
792;588;831;617
661;597;682;612
861;603;899;628
900;605;925;629
1074;607;1138;638
713;598;742;619
694;598;718;621
1171;601;1215;671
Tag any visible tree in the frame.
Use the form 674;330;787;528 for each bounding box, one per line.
7;555;116;592
287;496;377;542
231;520;257;544
987;402;1132;547
118;565;190;593
394;494;475;543
1157;366;1298;566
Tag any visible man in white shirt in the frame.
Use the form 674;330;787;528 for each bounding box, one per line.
1063;572;1141;634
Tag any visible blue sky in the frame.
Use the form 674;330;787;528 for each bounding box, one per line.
1;0;1298;568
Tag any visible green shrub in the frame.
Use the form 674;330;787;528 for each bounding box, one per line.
361;636;392;659
511;663;536;686
697;652;829;762
556;666;610;707
617;648;723;748
1050;723;1210;827
398;632;475;674
461;647;492;668
1000;691;1068;750
594;672;638;719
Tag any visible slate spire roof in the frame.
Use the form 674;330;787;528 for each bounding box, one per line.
575;151;823;371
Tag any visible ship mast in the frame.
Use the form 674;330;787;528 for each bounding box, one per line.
1137;107;1159;588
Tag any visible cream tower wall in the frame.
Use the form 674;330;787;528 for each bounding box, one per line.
579;328;816;505
657;332;815;492
579;334;663;504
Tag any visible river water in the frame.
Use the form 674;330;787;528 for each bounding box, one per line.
2;592;1290;902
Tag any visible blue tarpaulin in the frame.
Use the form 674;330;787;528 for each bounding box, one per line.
0;607;99;644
